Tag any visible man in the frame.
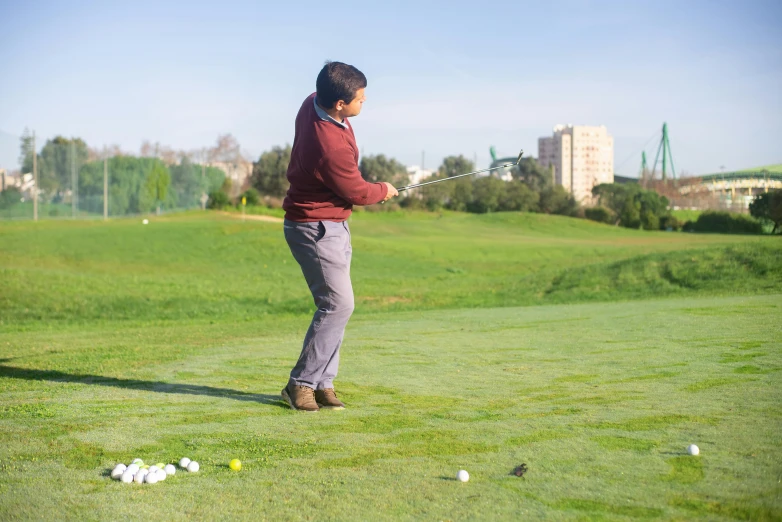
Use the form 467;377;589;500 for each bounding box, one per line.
281;61;398;412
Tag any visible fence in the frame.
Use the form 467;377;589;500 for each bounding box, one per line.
0;131;238;221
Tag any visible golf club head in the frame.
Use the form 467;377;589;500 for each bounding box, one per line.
516;150;524;164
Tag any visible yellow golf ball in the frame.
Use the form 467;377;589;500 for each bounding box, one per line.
229;459;242;471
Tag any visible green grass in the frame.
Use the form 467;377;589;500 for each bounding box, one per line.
0;201;96;220
671;209;702;222
1;210;780;324
0;211;780;520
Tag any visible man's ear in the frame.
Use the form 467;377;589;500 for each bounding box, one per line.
334;100;345;111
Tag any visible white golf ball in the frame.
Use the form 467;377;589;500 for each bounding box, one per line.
142;219;149;225
164;464;176;476
187;461;199;473
457;470;470;482
111;467;125;480
687;444;700;456
120;471;135;483
155;469;167;481
126;464;140;475
131;458;144;466
115;463;127;472
148;466;160;474
134;470;147;484
179;457;191;469
145;472;159;484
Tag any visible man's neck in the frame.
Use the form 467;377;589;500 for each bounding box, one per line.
317;100;344;123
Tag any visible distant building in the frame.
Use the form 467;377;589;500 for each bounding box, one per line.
538;124;614;204
487;158;516;182
209;160;253;196
406;165;434;186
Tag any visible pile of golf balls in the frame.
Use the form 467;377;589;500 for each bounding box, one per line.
110;457;199;484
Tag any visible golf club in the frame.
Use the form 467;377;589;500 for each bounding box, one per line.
396;149;524;193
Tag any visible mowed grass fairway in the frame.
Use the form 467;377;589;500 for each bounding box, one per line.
0;212;780;520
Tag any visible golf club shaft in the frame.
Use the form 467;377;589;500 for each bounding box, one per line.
396;150;523;192
397;164;513;192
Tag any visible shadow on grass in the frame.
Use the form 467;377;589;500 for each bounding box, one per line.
0;359;286;408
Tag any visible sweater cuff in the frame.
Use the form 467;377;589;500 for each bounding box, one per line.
375;182;388;204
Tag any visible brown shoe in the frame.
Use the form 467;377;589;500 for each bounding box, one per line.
315;388;345;410
281;384;319;412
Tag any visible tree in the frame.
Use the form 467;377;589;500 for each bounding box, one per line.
0;187;22;209
584;206;614;224
771;191;782;234
467;176;506;213
592;183;634;222
24;136;90;199
514;158;552;193
19;128;33;173
438;155;474;177
448;178;473;211
169;157;213;209
251;145;291;197
359;154;409;186
593;182;674;230
635;190;669;230
498;181;539;212
140;161;171;213
618;197;641;228
750;190;782;233
209;134;242;164
539;185;579;216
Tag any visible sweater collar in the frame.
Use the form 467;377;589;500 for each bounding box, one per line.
313;96;348;129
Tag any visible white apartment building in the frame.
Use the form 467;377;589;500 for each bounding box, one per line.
538;124;614;204
406;165;434;186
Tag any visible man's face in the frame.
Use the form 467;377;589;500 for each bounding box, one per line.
337;88;366;118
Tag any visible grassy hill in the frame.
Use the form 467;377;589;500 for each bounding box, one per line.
0;210;779;325
0;210;779;519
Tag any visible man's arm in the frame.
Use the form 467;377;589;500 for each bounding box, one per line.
317;148;397;205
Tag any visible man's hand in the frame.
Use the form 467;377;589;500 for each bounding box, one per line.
382;182;399;202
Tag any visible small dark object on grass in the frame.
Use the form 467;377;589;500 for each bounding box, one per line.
512;464;528;477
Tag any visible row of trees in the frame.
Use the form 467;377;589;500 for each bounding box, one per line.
587;183;781;234
588;183;677;230
396;156;577;215
17;134;225;216
749;190;782;233
243;147;578;217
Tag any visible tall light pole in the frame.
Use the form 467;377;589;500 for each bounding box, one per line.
103;155;108;221
71;141;76;218
32;132;38;222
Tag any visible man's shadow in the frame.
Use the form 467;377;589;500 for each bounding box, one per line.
0;358;285;407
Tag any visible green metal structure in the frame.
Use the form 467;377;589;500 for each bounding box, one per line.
649;122;676;181
639;151;648;178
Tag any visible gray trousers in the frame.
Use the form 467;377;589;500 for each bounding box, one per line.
284;219;354;390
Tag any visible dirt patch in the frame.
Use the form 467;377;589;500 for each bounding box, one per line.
218;211;283;223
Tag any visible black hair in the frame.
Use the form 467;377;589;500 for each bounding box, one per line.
316;61;367;109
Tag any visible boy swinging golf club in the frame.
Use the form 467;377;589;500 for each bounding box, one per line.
281;61;523;411
281;61;397;411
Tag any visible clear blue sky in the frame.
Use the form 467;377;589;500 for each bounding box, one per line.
1;0;780;175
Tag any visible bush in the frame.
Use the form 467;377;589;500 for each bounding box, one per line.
0;187;22;209
659;214;682;231
691;211;763;234
749;189;782;234
207;189;231;209
240;187;260;206
584;206;614;224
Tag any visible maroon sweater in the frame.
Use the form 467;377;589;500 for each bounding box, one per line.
283;93;388;222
